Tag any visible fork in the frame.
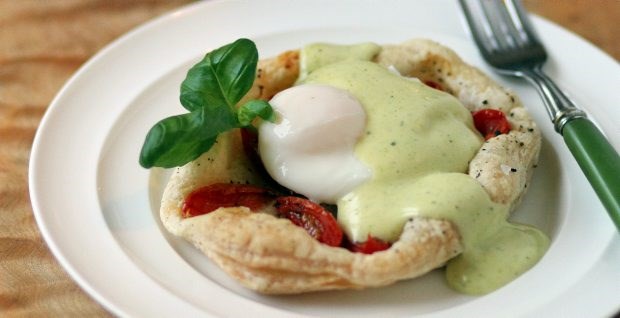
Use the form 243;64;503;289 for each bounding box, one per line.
459;0;620;231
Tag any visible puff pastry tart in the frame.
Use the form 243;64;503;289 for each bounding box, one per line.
157;39;547;295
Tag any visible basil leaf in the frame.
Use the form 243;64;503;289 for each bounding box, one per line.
139;107;237;168
238;100;276;126
140;38;276;169
180;38;258;111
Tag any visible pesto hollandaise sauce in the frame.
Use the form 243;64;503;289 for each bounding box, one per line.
299;42;382;80
299;43;549;294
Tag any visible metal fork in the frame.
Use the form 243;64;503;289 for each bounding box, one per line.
459;0;620;230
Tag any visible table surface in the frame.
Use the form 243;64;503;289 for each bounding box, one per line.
1;0;618;316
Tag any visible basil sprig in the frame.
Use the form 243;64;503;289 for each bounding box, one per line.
139;38;275;168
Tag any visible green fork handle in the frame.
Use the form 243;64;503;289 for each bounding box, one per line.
562;117;620;230
523;67;620;231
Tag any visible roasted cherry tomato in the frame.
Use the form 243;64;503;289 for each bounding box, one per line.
423;80;444;91
472;108;511;140
182;183;273;217
240;128;261;165
349;235;391;254
275;196;343;247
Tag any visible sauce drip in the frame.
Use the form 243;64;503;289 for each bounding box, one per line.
298;43;549;294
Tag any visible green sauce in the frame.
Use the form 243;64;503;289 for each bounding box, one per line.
299;42;381;81
299;43;549;294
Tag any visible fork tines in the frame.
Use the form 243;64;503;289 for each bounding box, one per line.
460;0;543;51
459;0;547;68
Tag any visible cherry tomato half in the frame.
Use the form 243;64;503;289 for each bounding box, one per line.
472;108;511;140
275;196;343;247
348;235;391;254
240;128;261;166
423;80;444;91
182;183;273;217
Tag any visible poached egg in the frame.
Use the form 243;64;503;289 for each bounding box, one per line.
258;84;371;203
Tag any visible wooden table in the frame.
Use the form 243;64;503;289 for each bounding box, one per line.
1;1;618;316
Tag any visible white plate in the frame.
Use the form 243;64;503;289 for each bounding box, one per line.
29;0;620;317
